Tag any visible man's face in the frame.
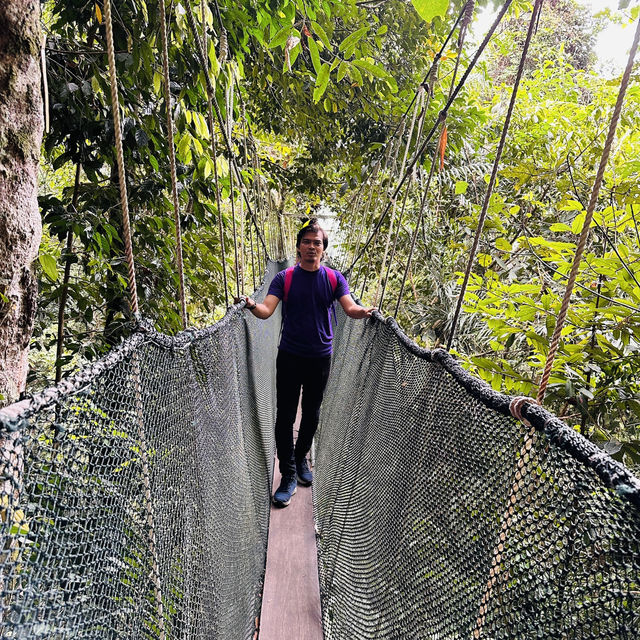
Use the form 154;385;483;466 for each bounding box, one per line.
298;230;325;266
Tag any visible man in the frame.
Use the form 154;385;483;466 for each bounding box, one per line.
240;219;375;507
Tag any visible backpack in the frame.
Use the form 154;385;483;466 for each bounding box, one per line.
283;265;339;326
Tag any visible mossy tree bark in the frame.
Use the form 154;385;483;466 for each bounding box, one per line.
0;0;43;405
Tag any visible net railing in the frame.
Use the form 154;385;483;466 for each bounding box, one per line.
0;260;285;639
315;306;640;640
2;259;639;639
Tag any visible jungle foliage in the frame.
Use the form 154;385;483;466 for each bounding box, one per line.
33;0;640;468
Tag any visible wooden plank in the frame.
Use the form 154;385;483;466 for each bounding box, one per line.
259;417;323;640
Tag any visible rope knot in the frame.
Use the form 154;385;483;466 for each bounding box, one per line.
509;396;533;424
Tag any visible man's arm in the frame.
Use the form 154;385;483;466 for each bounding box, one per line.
338;294;376;319
240;294;280;319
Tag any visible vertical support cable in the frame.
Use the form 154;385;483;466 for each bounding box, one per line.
536;12;640;403
199;6;229;307
55;162;81;383
347;0;514;275
379;182;411;312
249;212;256;291
374;115;407;305
225;80;241;297
239;94;250;291
447;0;544;351
394;140;440;318
103;2;164;636
103;0;138;315
158;0;187;327
183;1;269;256
377;90;424;309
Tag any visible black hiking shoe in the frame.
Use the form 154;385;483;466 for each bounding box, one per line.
273;475;297;507
296;458;313;486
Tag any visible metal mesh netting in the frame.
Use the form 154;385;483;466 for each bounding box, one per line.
315;307;640;640
0;260;285;639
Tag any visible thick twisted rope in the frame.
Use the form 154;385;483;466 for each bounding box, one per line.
103;2;164;636
536;13;640;403
158;0;187;327
447;0;543;351
103;0;138;315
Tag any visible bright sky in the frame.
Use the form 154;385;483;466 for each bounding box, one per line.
474;0;638;77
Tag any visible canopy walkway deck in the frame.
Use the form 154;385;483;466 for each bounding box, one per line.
259;447;322;639
0;260;639;639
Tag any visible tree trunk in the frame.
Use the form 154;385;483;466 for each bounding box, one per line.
0;1;43;406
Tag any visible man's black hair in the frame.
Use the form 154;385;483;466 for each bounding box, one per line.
296;217;328;250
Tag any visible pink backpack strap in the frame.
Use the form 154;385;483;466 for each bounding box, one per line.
324;266;338;297
283;266;295;303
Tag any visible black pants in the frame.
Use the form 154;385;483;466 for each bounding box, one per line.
274;349;331;477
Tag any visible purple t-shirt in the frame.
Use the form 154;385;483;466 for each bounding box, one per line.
268;265;350;357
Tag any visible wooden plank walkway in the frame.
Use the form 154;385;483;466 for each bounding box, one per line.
258;418;323;639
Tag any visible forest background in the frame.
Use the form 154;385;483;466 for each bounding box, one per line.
4;0;640;470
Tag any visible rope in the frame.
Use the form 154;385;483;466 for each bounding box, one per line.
446;0;543;351
103;0;138;315
346;0;514;275
210;110;231;307
379;182;411;312
55;162;81;383
394;144;439;318
347;0;470;205
358;128;398;299
377;94;423;309
350;158;382;281
509;396;532;423
199;12;230;308
183;1;269;256
536;13;640;403
103;2;164;636
158;0;188;327
240;92;251;289
226;80;241;297
374;115;407;305
390;0;473;316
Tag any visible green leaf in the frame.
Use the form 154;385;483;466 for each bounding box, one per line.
495;237;512;251
348;63;363;85
39;254;58;282
411;0;449;23
386;76;398;93
313;62;331;103
571;212;586;234
559;199;583;211
208;39;220;77
269;25;292;49
338;26;369;53
550;223;572;232
352;58;388;79
337;61;347;82
455;180;468;194
311;21;331;50
308;37;321;75
477;253;492;268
